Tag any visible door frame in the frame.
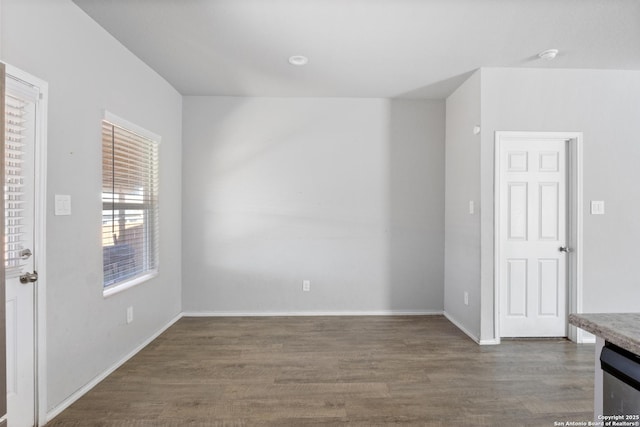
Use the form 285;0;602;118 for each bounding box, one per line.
494;131;584;343
4;63;48;426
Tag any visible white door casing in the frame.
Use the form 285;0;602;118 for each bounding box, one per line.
496;132;581;338
4;64;48;427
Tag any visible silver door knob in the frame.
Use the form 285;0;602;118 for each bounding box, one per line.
558;246;572;253
19;271;38;284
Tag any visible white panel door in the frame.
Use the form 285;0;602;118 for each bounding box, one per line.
499;137;567;337
5;73;39;427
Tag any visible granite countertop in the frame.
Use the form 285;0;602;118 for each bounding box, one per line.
569;313;640;355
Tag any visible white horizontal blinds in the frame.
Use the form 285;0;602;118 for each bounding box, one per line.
102;120;159;288
0;63;4;278
4;93;28;275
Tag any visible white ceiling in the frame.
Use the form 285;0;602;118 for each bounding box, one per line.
72;0;640;99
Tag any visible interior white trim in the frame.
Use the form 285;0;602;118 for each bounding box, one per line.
443;311;478;343
34;73;49;427
183;310;444;317
5;63;50;427
443;311;499;345
479;337;501;345
103;271;158;298
0;0;3;59
103;110;161;143
493;131;583;343
45;313;182;423
568;136;586;343
579;331;596;344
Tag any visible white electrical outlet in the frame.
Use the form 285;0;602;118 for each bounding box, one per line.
469;201;475;214
302;280;311;292
464;292;469;306
126;306;134;324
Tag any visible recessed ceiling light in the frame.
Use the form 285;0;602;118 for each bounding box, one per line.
288;55;309;66
538;49;559;60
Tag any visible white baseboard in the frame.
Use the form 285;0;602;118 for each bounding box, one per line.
182;310;444;317
443;311;490;345
579;330;596;344
46;313;183;422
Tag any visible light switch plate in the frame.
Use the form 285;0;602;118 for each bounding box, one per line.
469;201;475;214
55;194;71;216
591;200;605;215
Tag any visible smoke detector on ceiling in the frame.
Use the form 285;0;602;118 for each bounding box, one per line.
288;55;309;66
538;49;559;60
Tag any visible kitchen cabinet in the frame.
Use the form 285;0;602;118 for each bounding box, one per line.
570;313;640;422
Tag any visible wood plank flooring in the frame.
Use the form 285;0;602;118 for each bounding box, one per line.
46;316;594;426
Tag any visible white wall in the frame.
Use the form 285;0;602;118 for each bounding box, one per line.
182;97;444;314
481;68;640;329
446;67;640;342
444;71;482;340
1;0;182;412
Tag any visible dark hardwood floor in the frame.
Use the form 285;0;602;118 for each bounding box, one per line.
47;316;594;426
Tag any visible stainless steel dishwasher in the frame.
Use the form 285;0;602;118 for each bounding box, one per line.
600;342;640;416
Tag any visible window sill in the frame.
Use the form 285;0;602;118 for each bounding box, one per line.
103;270;157;298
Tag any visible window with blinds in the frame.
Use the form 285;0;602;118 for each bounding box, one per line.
102;117;159;292
4;92;29;276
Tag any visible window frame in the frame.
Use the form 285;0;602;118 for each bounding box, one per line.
102;111;160;297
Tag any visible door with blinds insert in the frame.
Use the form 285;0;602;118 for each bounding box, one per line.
4;68;42;427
